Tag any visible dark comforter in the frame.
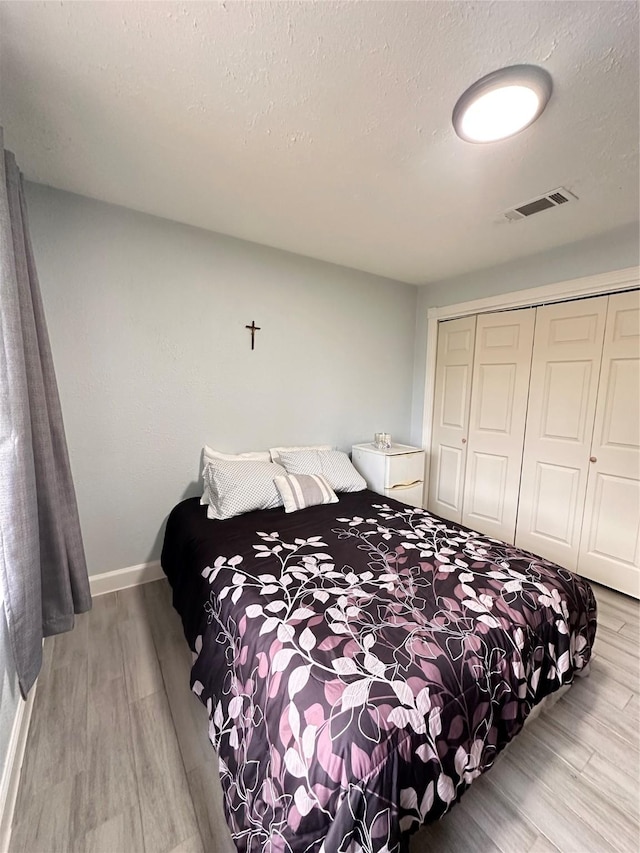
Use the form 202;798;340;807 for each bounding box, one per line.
162;490;596;853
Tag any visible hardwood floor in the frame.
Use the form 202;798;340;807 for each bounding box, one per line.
9;581;640;853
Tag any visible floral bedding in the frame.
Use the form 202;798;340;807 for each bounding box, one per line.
161;490;597;853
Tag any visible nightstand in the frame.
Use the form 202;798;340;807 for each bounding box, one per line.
351;443;425;507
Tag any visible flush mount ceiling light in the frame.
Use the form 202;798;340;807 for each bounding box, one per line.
452;65;552;143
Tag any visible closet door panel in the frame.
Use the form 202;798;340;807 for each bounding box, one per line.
530;462;581;546
578;290;640;597
428;316;476;522
515;297;608;570
462;308;536;542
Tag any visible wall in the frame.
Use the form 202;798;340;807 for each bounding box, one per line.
409;222;640;444
24;182;418;576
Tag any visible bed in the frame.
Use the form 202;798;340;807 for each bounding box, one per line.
161;488;597;853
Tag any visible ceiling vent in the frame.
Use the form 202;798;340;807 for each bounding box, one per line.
503;187;578;221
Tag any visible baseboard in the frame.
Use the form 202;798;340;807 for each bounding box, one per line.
89;560;165;597
0;683;37;853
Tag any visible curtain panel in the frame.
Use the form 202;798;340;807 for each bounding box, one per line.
0;129;91;696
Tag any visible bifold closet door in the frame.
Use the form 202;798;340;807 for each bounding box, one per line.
461;308;536;543
578;290;640;598
428;316;476;522
515;296;608;570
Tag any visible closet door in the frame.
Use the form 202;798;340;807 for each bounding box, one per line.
578;290;640;598
515;296;608;570
428;316;476;522
462;308;536;543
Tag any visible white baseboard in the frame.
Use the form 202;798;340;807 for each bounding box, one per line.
0;683;37;853
89;560;165;597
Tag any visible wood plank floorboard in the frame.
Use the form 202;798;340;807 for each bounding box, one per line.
593;602;626;633
129;691;199;853
51;611;90;672
168;834;206;853
482;751;619;853
186;760;236;853
9;579;640;852
14;660;88;808
87;592;125;687
590;653;639;694
119;616;164;703
581;749;640;818
84;677;140;832
564;662;633;711
84;807;145;853
507;728;639;853
619;620;640;641
452;773;539;853
624;691;639;722
527;835;561;853
412;805;502;853
513;713;593;772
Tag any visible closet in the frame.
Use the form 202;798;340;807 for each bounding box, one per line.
427;289;640;599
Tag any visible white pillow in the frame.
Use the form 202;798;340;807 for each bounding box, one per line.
269;444;332;464
200;446;271;506
274;473;339;513
203;445;271;468
204;459;286;520
277;449;366;493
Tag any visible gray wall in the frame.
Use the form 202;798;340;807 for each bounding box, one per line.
410;222;640;444
24;182;418;576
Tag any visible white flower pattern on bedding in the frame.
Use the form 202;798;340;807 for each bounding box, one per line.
188;501;596;853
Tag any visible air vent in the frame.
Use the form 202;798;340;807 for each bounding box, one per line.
504;187;578;221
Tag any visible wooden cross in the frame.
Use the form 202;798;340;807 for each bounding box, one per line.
245;320;261;350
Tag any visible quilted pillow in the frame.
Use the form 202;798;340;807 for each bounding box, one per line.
203;459;286;520
277;449;366;493
274;473;339;513
200;446;271;507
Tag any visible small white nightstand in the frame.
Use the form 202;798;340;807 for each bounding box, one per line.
352;443;425;507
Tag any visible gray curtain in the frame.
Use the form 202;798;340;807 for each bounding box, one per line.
0;129;91;696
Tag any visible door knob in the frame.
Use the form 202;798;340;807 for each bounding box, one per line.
462;438;467;444
589;456;597;463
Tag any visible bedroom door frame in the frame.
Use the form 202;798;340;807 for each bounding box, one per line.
420;264;640;507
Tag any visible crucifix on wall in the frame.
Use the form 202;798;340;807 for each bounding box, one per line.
245;320;261;350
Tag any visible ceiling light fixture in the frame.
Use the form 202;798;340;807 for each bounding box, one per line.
452;65;552;143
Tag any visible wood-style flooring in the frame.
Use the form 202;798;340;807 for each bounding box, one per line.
9;580;640;853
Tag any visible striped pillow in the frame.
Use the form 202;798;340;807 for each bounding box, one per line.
274;473;338;513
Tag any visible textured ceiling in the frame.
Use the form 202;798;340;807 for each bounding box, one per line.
0;0;638;284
